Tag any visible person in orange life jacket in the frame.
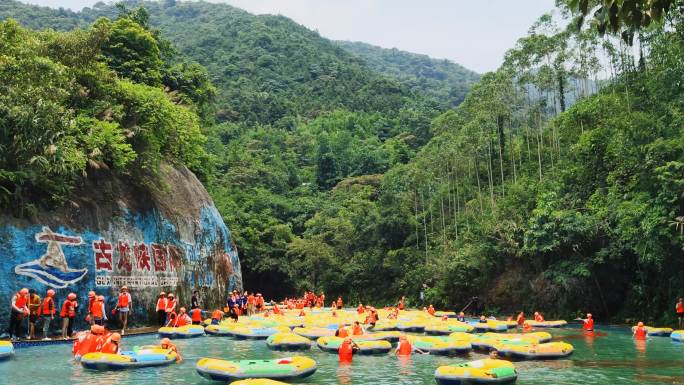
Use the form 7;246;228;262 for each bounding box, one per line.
156;292;167;327
427;304;435;316
352;321;364;336
8;288;29;341
100;332;121;354
633;321;648;340
441;315;449;321
246;292;255;316
165;311;177;327
116;286;132;335
516;311;525;326
228;303;239;322
338;337;360;363
533;312;544;322
395;335;427;356
398;296;405;311
40;289;56;340
27;289;41;340
357;304;365;314
575;313;594;331
211;309;225;325
160;337;182;362
73;324;106;359
298;309;306;317
336;297;343;309
335;324;349;338
189;307;204;325
86;291;96;325
455;311;466;322
165;293;177;323
173;307;191;327
61;293;78;339
91;295;108;326
676;298;684;329
272;302;281;315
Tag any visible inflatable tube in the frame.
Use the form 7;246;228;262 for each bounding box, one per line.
371;320;398;331
434;311;456;319
0;341;14;361
472;321;508;333
266;333;312;351
196;356;317;382
316;336;392;355
358;331;401;343
425;323;475;335
292;327;335;339
472;332;551;350
644;327;673;337
495;341;573;360
229;380;289;385
524;320;568;329
671;330;684;342
435;359;517;385
230;326;289;340
80;348;177;370
407;335;472;355
158;325;205;338
396;322;425;333
205;324;235;336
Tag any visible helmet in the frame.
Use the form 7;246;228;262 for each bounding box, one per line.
110;333;121;342
46;289;55;297
88;291;95;297
587;313;592;318
399;335;407;341
90;325;105;334
161;338;171;346
180;307;186;313
68;293;77;300
121;286;128;291
19;288;29;295
159;292;166;297
97;295;105;301
638;321;644;327
168;293;174;298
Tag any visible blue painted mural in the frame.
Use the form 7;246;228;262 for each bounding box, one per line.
0;202;241;335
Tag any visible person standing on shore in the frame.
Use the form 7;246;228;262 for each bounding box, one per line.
40;289;56;340
116;286;132;334
676;298;684;329
28;289;41;340
8;288;29;341
61;293;77;339
156;292;167;327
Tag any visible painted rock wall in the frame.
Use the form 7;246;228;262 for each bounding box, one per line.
0;163;241;333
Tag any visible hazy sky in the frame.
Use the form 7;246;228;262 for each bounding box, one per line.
24;0;557;73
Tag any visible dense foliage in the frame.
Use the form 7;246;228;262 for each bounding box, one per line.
336;41;480;108
0;10;211;213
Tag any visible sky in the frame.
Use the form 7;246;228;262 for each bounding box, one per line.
24;0;557;73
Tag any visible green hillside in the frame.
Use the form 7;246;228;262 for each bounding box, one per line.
337;41;480;108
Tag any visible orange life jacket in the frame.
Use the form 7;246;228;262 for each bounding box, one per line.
15;293;27;309
397;340;413;356
427;307;435;315
517;315;525;325
175;314;190;327
166;299;177;312
336;298;343;308
352;325;363;335
117;293;130;308
398;301;405;310
190;308;202;322
338;341;353;362
40;297;54;316
61;299;76;318
634;327;647;340
677;303;684;313
534;314;544;322
357;306;364;314
583;318;594;331
156;298;167;312
212;310;223;320
337;328;349;338
91;299;104;318
74;333;104;357
100;341;119;354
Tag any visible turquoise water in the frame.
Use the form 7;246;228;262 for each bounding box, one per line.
1;326;684;384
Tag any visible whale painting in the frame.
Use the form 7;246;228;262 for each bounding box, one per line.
14;227;88;288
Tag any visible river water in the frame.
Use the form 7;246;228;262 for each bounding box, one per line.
1;325;683;384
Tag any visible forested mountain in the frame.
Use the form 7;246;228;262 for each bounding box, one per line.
336;41;480;108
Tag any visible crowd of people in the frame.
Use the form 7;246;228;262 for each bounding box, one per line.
8;286;133;341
